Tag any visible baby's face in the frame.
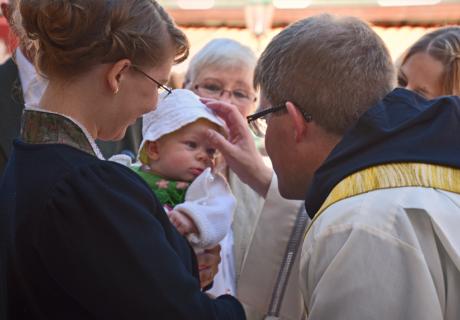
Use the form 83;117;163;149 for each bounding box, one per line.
148;119;220;182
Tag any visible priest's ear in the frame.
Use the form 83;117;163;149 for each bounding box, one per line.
286;101;309;143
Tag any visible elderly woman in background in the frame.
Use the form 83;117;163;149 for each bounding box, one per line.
184;38;307;320
398;26;460;98
0;1;245;319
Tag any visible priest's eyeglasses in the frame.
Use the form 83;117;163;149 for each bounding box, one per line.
247;103;312;137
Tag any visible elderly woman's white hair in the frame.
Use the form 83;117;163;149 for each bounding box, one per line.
184;38;257;87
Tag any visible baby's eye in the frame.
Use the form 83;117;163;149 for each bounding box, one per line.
206;148;217;158
184;141;197;149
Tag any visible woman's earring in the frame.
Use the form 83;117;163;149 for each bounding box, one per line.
114;87;119;95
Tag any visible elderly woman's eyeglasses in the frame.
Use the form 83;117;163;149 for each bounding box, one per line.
194;83;257;105
247;103;313;137
131;66;172;96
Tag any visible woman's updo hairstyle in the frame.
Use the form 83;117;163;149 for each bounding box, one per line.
19;0;189;78
400;26;460;95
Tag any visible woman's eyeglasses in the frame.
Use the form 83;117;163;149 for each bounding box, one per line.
247;103;312;137
194;83;257;106
131;66;172;96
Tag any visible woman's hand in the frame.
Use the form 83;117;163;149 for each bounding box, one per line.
197;245;221;288
202;99;272;197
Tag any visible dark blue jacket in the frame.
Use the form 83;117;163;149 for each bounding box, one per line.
0;141;244;319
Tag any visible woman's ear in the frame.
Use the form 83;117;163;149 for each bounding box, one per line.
286;101;308;143
145;141;161;161
107;59;131;95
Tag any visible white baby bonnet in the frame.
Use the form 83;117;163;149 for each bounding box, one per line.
138;89;225;163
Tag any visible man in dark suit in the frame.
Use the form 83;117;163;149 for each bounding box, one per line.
0;1;23;175
0;0;142;176
0;57;23;175
0;56;23;175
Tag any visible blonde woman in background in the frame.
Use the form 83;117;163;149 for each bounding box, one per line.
185;38;307;320
398;26;460;99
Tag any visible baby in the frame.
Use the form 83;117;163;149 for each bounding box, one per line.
124;89;236;296
136;88;235;247
112;89;236;295
110;89;236;296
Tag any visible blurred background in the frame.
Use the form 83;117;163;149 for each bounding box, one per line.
1;0;460;85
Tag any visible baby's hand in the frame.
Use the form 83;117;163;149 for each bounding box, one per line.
168;210;199;236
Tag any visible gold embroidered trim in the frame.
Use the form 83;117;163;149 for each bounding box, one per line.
305;163;460;239
21;109;97;157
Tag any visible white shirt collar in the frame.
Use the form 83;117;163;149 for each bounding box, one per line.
15;48;48;107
